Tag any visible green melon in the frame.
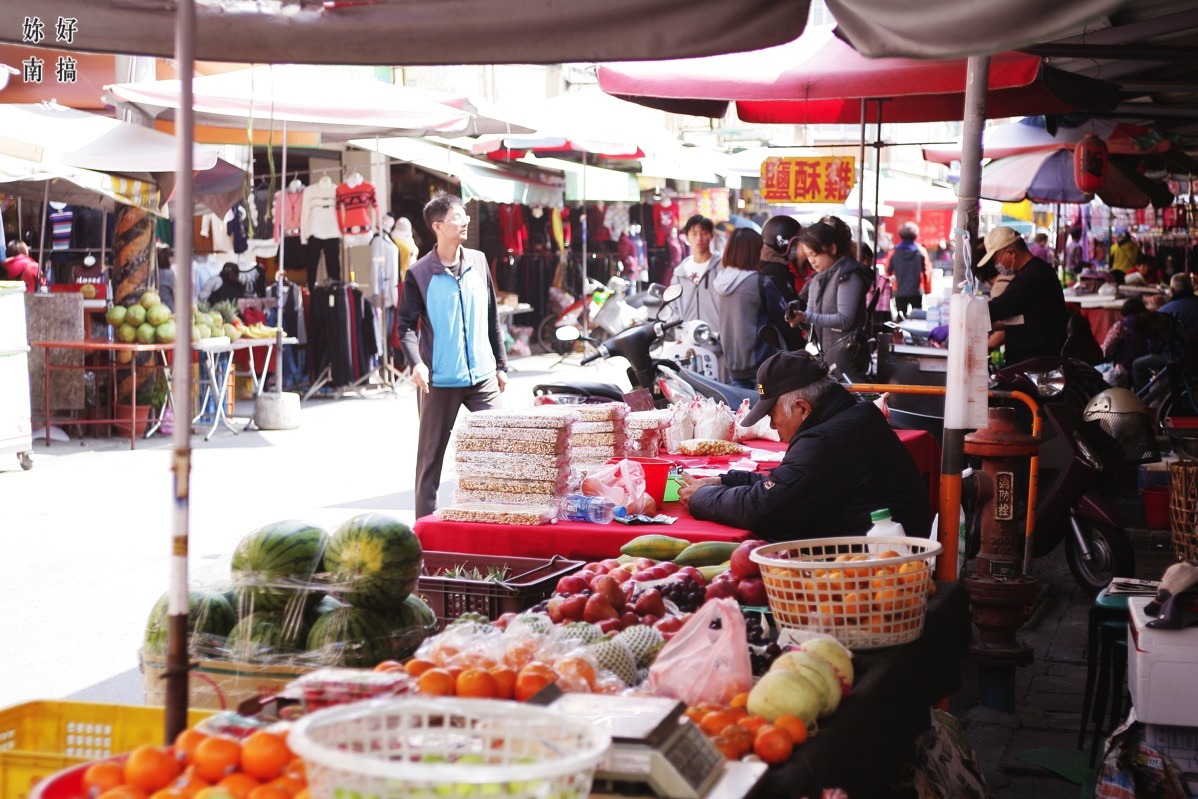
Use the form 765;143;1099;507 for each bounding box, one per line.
385;594;439;659
306;606;393;668
303;593;345;627
225;612;307;663
231;520;328;612
143;590;236;656
323;513;422;611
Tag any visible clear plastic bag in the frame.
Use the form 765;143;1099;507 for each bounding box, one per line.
693;398;736;441
580;458;647;507
663;402;695;453
646;598;752;706
733;398;781;442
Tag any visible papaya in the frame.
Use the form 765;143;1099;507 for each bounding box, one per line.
674;541;740;567
697;562;731;582
620;534;691;560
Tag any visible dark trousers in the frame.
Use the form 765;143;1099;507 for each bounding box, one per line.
414;375;502;518
894;294;923;316
281;235;307;273
306;236;341;290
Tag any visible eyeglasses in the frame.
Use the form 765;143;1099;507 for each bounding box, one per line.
436;214;470;226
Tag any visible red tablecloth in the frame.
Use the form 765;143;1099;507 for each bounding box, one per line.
414;429;940;561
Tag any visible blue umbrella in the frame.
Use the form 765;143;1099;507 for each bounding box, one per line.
717;215;762;232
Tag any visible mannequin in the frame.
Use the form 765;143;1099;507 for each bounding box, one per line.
302;174;341;290
336;171;378;248
275;177;308;277
654;195;679;247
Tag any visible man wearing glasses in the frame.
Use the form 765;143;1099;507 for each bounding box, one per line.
977;226;1068;366
397;194;508;518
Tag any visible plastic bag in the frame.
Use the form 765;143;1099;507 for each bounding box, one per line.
645;598;752;706
733;398;780;442
664;401;695;453
693;398;736;441
580;458;646;507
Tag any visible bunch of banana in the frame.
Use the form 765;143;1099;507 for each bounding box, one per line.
241;322;283;339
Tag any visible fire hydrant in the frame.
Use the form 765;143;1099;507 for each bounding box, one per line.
961;406;1040;711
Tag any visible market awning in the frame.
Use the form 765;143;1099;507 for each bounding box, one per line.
526;156;641;203
0;152;161;215
349;138;564;208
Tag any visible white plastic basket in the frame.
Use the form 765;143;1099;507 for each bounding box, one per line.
288;697;611;799
750;536;943;650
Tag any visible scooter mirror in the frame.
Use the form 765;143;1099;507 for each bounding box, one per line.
662;284;683;304
555;325;581;342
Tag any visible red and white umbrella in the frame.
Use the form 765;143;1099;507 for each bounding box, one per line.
981;150;1173;209
924;117;1172;165
598;24;1117;125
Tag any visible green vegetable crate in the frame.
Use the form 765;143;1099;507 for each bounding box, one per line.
417;552;583;629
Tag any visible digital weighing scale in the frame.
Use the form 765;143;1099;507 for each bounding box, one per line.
549;694;766;799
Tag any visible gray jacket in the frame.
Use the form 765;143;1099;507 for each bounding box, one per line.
671;253;723;333
801;256;872;377
712;267;761;379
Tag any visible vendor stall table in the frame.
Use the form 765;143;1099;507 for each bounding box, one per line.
414;429;940;560
1065;297;1123;344
192;337;298;440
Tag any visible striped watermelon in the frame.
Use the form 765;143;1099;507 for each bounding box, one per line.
324;513;422;611
231;520;328;612
225;612;308;663
144;590;235;656
385;594;439;658
306;606;393;668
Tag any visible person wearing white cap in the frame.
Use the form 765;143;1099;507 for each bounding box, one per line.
979;226;1069;366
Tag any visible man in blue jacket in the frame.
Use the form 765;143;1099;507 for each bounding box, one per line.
680;350;929;540
397;194;508;518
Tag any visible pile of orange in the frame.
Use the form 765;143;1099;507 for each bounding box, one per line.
684;693;808;766
82;728;307;799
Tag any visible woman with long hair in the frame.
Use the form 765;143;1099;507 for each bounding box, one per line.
792;220;873;379
713;228;793;388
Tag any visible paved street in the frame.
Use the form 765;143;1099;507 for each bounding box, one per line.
0;351;628;708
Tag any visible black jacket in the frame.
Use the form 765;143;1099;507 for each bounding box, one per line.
988;256;1068;366
689;386;931;541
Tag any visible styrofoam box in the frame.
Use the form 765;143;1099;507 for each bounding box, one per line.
1144;723;1198;777
1129;597;1198;727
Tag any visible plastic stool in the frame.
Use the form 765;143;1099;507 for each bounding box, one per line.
1078;588;1129;765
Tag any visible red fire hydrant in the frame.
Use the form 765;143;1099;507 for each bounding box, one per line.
961;406;1041;710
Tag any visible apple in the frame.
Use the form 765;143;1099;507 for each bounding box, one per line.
633;589;666;618
654;615;684;635
619;611;640;629
643;565;670;580
622;581;637;603
546;595;566;623
705;580;738;601
560;593;588;623
713;570;738;583
556;575;589;595
633;558;657;572
584;593;619;624
494;612;518;630
631;571;658;583
609;568;633;586
598;558;623;572
730;539;767;581
594;574;626;612
640;613;661;627
598;618;624;635
737;577;768;606
677;566;706;586
657;562;681;575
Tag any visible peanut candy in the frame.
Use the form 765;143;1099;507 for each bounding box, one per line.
677;438;747;456
435;503;556;526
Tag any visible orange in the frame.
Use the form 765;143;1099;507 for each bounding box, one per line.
217;774;261;799
445;666;465;683
553;656;597;690
698;710;736;738
873;588;900;613
193;737;242;783
417;667;457;696
752;725;794;765
728;692;750;710
403;658;437;678
125;746;181;793
149;789;187;799
725;707;748;724
720;725;754;758
488;666;517;700
192;789;234;799
98;788;148;799
502;640;540;671
710;735;741;761
683;707;706;725
84;761;127;796
240;732;293;782
841;591;869;617
281;761;306;783
265;777;305;797
173;729;209;767
514;663;555;702
173;767;212;799
455;668;499;699
373;660;405;673
246;787;291;799
772;715;809;747
737;715;768;735
293;791;309;799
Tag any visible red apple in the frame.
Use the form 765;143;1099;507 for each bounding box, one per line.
584;593;619;624
594;574;627;612
619;611;640;629
633;558;657;572
633;589;667;618
736;577;768;606
643;565;670;580
495;612;517;630
677;566;706;586
640;613;661;627
598;618;624;634
560;593;589;622
705;580;738;601
730;539;767;581
631;571;658;583
657;562;681;575
546;595;566;623
609;568;633;586
598;558;623;572
654;615;684;634
713;570;737;583
622;581;637;603
555;575;589;595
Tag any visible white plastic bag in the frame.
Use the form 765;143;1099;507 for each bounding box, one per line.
693;398;736;441
646;599;752;706
733;398;780;442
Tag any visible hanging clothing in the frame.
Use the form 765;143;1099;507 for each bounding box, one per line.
550;208;566;252
604;202;631;240
49;207;73;251
336;180;378;237
371;234;400;309
274;191;304;240
653;202;680;246
301;179;341;242
201;212;236;254
496;204;528;254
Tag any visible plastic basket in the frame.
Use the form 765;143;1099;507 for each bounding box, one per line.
750;536;943;650
0;701;211;799
288;697;611;799
1168;462;1198;562
418;553;583;629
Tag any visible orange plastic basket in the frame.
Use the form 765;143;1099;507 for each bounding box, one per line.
750;536;942;650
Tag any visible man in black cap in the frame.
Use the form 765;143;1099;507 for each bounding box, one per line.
679;350;930;540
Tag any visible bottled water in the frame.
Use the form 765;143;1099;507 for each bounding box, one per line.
866;508;906;552
558;494;625;524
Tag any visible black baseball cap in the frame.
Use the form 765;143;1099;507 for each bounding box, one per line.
740;350;829;427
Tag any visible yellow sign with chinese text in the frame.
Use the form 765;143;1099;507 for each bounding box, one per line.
760;156;856;203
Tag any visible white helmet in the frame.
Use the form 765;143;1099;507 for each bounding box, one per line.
1083;388;1148;419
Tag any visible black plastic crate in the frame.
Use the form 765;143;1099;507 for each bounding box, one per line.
417;552;583;629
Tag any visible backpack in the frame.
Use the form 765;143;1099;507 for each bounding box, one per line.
756;273;804;361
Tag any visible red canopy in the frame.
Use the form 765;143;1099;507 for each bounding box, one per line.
598;25;1117;124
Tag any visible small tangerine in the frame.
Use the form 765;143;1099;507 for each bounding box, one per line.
416;667;456;696
488;666;517;700
456;667;499;699
772;715;809;747
192;737;241;783
124;746;181;793
240;731;293;782
403;658;437;678
84;761;127;796
217;773;261;799
753;725;794;765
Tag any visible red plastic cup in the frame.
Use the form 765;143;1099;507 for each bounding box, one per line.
608;456;673;506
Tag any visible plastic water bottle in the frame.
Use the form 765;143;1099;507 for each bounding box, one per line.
866;508;906;552
558;494;625;524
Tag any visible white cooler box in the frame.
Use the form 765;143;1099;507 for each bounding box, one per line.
1129;596;1198;727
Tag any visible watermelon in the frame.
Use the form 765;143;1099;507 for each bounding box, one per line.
306;606;393;668
144;590;236;656
231;520;328;612
225;612;308;663
323;513;422;610
304;593;345;627
384;594;439;658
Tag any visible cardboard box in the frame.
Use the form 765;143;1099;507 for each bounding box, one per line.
141;652;310;711
1129;597;1198;726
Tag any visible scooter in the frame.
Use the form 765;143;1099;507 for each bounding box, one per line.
968;357;1158;595
532;284;757;409
656;320;721;379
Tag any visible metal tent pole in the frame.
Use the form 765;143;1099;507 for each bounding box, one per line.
165;0;196;744
857;100;866;249
275;122;287;394
38;184;49;285
580;150;588;337
873;102;883;254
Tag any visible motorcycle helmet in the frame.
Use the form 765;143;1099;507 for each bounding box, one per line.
762;215;803;254
1082;388;1159;464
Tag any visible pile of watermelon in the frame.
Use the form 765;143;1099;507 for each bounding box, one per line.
143;513;436;669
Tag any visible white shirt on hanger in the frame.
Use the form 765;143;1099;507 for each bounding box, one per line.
301;176;341;242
